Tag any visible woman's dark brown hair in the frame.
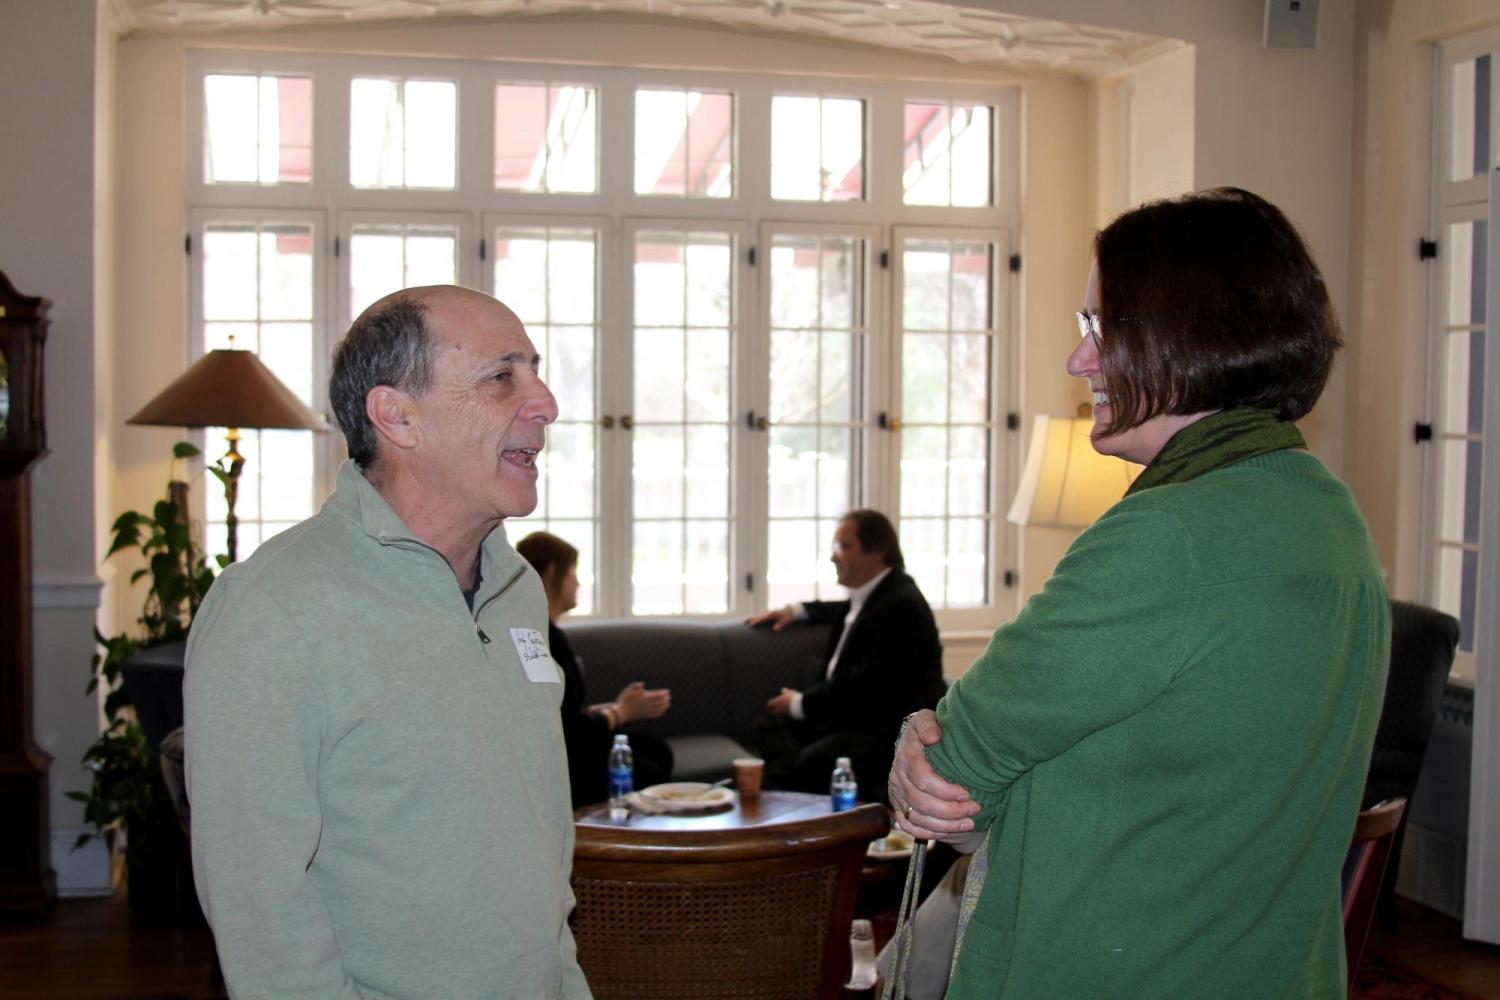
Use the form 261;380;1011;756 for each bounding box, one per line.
1092;187;1342;433
516;531;578;597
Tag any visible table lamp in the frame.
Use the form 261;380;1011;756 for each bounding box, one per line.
1007;403;1139;528
128;347;329;563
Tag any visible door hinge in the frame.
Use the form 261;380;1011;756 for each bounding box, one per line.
1003;569;1016;588
1414;421;1434;443
1418;239;1438;261
1008;253;1021;273
1006;412;1021;431
745;572;755;593
479;237;487;262
333;235;341;259
748;245;757;267
184;234;192;256
879;250;890;269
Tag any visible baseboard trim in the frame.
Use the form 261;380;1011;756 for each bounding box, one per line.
32;574;106;611
51;827;114;897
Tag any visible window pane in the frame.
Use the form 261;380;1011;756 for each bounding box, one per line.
350;78;456;189
1447;220;1487;327
767;518;818;608
495;82;597;193
348;224;457;320
203;227;260;321
635;425;684;519
635;89;733;198
206;74;311;185
404;81;457;188
635;232;687;326
1442;329;1487;435
772;95;865;202
632;521;684;615
903;102;991;207
636;328;686;422
684;521;729;614
902;335;948;423
902;516;947;606
1450;55;1491;183
1434;545;1480;654
902;243;951;330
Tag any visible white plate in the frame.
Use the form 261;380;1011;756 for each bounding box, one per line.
866;831;915;860
637;782;735;810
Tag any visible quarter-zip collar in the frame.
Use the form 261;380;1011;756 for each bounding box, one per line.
328;459;528;615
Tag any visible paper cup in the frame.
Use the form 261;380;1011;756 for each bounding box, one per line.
733;757;764;798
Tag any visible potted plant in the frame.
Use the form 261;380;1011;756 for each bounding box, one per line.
69;442;222;915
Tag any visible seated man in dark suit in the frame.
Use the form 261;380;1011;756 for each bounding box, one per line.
746;509;944;801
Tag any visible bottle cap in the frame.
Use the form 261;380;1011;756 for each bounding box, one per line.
614;734;629;744
836;756;851;768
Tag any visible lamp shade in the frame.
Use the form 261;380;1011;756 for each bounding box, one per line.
1007;414;1138;528
128;349;329;432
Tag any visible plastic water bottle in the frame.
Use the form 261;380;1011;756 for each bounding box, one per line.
608;734;634;821
830;756;857;812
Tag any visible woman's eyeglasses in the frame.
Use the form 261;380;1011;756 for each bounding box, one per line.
1076;311;1103;349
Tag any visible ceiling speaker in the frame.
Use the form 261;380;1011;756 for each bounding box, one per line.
1264;0;1319;50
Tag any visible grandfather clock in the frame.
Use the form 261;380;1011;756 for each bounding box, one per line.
0;269;55;916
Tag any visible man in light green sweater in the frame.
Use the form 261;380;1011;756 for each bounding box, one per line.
186;286;592;998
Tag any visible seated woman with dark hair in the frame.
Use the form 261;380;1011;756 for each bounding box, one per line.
516;531;674;808
889;188;1390;999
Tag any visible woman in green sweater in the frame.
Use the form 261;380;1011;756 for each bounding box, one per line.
889;188;1390;998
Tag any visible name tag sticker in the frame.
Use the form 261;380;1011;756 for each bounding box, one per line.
510;628;561;684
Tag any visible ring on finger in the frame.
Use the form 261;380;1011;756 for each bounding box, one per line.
903;803;914;819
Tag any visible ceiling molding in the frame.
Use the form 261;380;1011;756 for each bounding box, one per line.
111;0;1181;79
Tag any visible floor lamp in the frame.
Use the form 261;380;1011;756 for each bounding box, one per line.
1007;403;1139;528
128;348;328;563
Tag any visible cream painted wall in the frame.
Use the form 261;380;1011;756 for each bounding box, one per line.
960;0;1356;472
0;0;107;867
1126;45;1196;206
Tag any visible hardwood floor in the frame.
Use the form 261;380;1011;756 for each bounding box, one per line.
0;895;221;1000
1367;898;1500;998
2;891;1498;999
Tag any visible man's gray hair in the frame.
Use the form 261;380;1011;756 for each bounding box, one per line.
329;295;436;468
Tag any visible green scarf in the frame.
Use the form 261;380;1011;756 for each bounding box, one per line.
1125;407;1306;496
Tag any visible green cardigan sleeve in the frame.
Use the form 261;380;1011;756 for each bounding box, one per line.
926;506;1195;828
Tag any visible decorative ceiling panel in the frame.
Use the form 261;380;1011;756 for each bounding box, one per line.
110;0;1179;78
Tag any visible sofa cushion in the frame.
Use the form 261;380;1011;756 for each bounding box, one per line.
566;620;733;738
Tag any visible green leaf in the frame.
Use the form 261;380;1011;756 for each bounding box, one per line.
173;441;201;459
207;466;229;487
130;568;149;584
64;791;90;803
106;524;142;558
109;511;146;532
153;500;179;529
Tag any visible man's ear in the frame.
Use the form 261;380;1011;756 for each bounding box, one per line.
366;385;420;454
